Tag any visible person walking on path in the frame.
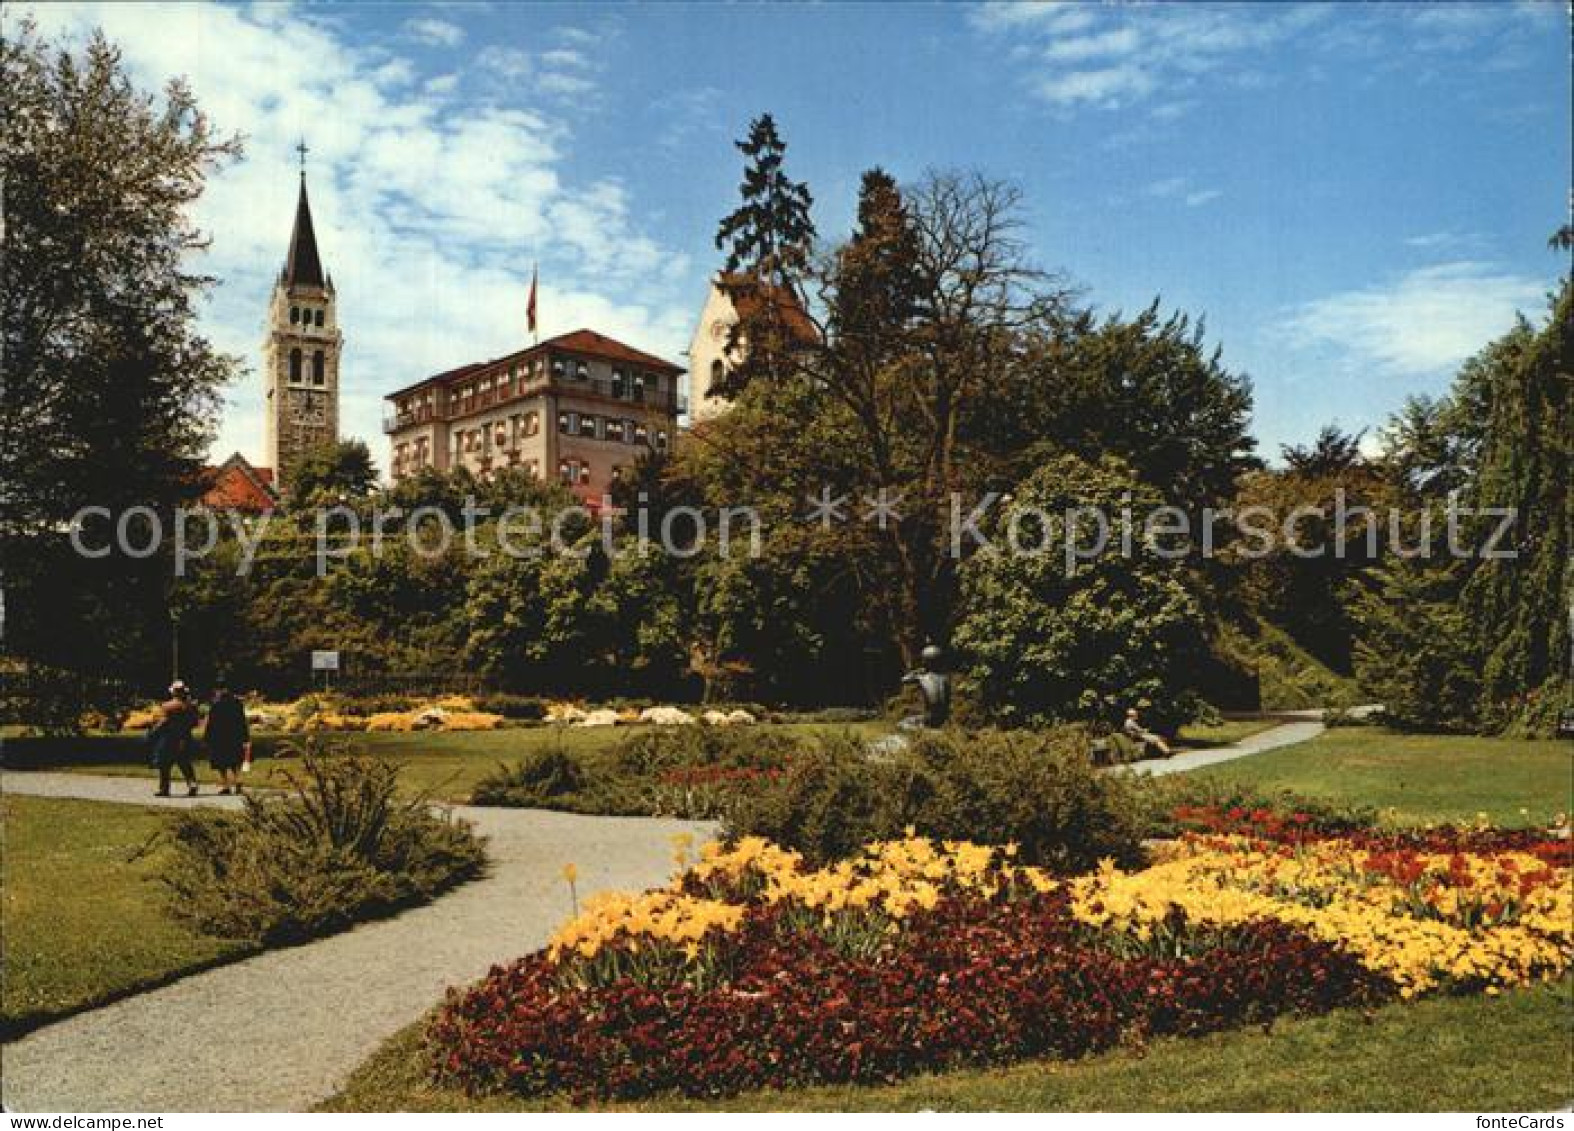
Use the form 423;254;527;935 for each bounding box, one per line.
203;679;249;796
152;681;202;797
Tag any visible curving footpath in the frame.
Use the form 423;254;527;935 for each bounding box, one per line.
0;771;714;1112
1;714;1339;1111
1120;709;1328;777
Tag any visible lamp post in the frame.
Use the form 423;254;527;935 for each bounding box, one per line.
170;609;181;684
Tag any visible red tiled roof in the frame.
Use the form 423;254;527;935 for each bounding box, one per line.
544;329;685;375
385;329;682;401
200;454;277;513
717;273;820;345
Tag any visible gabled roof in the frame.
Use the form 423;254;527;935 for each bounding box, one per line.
282;174;326;289
544;329;684;374
716;273;819;344
385;329;683;400
201;453;278;513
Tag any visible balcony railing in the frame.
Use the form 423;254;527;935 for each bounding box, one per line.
384;405;441;433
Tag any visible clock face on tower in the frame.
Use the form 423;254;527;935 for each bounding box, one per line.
292;390;328;425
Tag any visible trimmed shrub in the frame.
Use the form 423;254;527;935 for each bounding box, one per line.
725;727;1148;871
470;729;806;819
470;745;586;808
611;726;802;777
163;745;486;944
722;734;922;864
325;693;420;716
780;706;875;725
470;693;549;721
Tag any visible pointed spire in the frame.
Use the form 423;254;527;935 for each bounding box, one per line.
282;170;326;288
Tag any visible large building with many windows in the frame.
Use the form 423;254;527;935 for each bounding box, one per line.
383;329;684;503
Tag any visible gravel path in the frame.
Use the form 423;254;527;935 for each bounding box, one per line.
1117;706;1381;777
1120;711;1327;777
1;771;715;1112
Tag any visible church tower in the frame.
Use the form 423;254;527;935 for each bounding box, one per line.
263;162;341;492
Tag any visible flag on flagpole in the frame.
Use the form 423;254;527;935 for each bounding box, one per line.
526;263;538;341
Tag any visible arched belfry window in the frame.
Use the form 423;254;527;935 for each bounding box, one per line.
312;350;325;386
289;348;302;383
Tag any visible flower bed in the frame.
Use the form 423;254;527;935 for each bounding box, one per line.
428;830;1572;1101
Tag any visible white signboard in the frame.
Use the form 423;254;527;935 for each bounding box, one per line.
311;650;340;672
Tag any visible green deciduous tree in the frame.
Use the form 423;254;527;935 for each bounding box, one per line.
974;302;1258;514
953;455;1210;733
1;20;241;695
288;439;379;506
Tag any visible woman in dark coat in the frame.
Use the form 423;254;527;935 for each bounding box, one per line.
203;680;250;795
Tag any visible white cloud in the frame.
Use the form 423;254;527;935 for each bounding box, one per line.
994;2;1564;114
977;3;1321;109
540;48;589;70
477;45;532;80
1149;99;1196;122
652;86;728;152
21;2;694;470
1042;26;1140;63
1403;230;1484;251
538;71;596;97
404;16;464;48
1035;63;1154;107
1283;262;1547;377
970;2;1098;35
1145;176;1221;207
477;38;603;102
554;26;603;49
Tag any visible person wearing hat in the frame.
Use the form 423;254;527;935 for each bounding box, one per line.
203;678;250;795
152;680;202;797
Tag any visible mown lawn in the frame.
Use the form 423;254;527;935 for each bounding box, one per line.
320;979;1572;1112
3;722;890;804
317;720;1574;1112
0;794;255;1037
1175;717;1280;748
1195;727;1573;827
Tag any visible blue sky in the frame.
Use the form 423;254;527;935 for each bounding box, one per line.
22;1;1571;468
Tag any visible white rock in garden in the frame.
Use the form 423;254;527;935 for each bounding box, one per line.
639;706;697;726
548;704;588;724
701;709;733;726
412;706;449;729
726;709;756;726
577;708;620;727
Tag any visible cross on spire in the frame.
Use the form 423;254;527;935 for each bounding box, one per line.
296;138;309;174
